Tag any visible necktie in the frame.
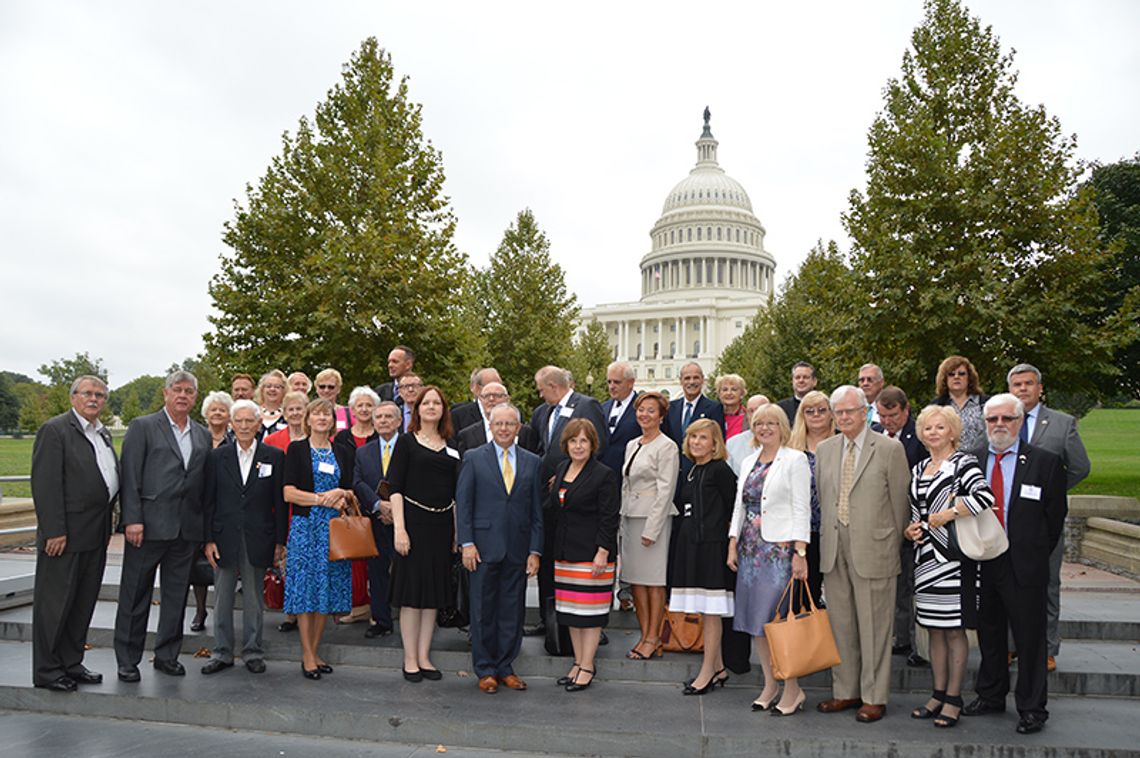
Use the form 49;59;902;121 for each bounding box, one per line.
1019;415;1030;444
609;401;621;431
682;402;694;431
990;451;1006;527
838;441;857;526
502;449;514;493
381;442;391;476
548;405;561;444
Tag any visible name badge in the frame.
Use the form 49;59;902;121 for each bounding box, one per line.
559;405;575;418
1020;484;1042;501
257;463;272;478
318;461;336;475
445;446;460;460
682;502;693;517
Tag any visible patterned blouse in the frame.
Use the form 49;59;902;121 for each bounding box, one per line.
909;450;995;561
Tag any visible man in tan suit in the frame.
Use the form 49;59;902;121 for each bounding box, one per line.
815;385;911;722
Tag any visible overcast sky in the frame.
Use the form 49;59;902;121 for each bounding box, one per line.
2;1;1137;387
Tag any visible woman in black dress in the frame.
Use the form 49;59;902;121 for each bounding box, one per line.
388;386;459;682
550;419;620;692
671;418;738;695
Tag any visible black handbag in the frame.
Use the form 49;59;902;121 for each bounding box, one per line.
543;596;573;656
437;554;470;629
189;551;215;586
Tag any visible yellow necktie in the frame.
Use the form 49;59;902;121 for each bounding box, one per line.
838;441;857;526
382;443;391;476
502;449;514;494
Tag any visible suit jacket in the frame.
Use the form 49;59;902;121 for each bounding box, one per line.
353;434;398;514
1029;405;1090;491
450;401;483;435
776;396;800;427
548;458;620;562
30;411;118;552
120;409;210;542
663;395;725;449
529;391;609;490
884;415;927;469
620;433;679;543
203;442;287;569
599;393;641;479
455;443;544;564
456;419;540;458
729;446;812;543
816;430;911;579
971;442;1067;587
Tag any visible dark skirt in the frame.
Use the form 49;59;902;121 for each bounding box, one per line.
668;518;735;616
554;560;615;628
390;504;454;609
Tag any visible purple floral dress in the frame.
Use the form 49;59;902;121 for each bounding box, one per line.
732;459;793;637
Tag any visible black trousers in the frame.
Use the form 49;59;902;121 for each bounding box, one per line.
536;508;556;608
975;553;1049;719
33;544;107;685
114;538;196;667
367;517;395;628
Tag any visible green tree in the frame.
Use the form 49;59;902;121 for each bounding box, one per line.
37;353;110;420
842;0;1119;401
479;209;579;407
110;375;165;420
0;374;19;431
14;382;49;432
567;319;613;402
1084;155;1140;397
205;37;481;400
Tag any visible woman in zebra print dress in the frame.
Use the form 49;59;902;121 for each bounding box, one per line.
903;405;995;728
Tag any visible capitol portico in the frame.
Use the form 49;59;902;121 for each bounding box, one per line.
579;112;776;396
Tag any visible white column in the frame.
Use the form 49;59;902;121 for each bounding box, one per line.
680;318;688;358
620;321;627;360
700;316;708;356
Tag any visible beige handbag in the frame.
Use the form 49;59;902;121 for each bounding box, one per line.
763;578;841;680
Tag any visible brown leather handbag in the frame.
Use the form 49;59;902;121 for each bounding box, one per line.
660;609;704;653
328;492;379;561
763;578;841;680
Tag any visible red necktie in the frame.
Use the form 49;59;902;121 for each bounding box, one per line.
990;451;1006;527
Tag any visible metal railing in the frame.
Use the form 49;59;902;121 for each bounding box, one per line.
0;475;36;535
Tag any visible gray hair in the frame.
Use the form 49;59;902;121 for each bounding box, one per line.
859;363;883;380
984;393;1025;418
680;361;704;377
347;385;380;407
374;400;400;415
829;384;866;409
489;403;522;423
607;361;636;380
536;365;570;388
200;390;234;418
230;399;260;419
1006;363;1042;385
166;370;198;390
70;375;108;395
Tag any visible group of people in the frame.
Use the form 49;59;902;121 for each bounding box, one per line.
29;345;1087;737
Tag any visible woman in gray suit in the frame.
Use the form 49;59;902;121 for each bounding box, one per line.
620;391;679;660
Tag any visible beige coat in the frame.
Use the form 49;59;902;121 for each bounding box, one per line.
620;433;679;543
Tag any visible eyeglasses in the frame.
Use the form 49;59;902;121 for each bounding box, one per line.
481;392;508;401
948;370;969;378
401;383;424;392
803;407;829;416
832;407;863;417
984;415;1019;424
75;391;107;400
317;383;337;391
263;383;285;391
753;421;779;429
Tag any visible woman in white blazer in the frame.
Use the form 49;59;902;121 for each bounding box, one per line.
620;391;679;660
727;403;811;715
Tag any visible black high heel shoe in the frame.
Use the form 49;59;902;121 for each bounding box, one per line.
685;668;728;689
190;611;208;633
557;663;581;686
683;669;726;696
316;663;333;674
565;668;594;692
933;694;963;728
911;689;946;719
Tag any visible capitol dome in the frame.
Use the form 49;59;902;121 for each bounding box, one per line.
637;114;775;304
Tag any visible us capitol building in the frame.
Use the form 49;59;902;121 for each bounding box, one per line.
578;110;777;396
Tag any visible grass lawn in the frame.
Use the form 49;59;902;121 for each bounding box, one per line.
0;434;124;500
1069;409;1140;501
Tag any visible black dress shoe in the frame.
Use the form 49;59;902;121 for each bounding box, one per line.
316;663;333;674
277;620;298;632
1016;714;1046;734
420;668;443;681
364;624;393;639
66;667;103;685
190;612;208;633
200;659;233;675
892;643;912;655
963;697;1006;716
117;665;141;683
906;652;929;668
153;658;186;676
245;659;266;674
36;676;77;692
302;665;321;680
403;668;424;682
522;623;546;637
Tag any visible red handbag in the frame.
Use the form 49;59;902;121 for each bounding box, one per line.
263;567;284;610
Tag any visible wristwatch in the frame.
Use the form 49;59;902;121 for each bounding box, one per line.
795;546;807;558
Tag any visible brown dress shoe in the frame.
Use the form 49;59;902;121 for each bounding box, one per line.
498;674;528;690
1046;655;1056;672
478;675;499;694
856;703;886;722
816;697;862;713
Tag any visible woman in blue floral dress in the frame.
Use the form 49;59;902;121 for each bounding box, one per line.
283;398;354;680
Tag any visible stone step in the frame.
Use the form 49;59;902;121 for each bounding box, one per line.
1;601;1136;698
0;641;1133;758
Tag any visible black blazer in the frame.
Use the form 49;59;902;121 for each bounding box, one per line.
450;401;483;434
678;459;737;544
529;391;609;490
30;411;118;552
776;396;800;427
970;442;1067;587
284;439;355;516
599;393;641;480
889;415;927;469
548;458;620;562
663;395;725;449
203;443;287;569
332;427;377;484
456;419;541;457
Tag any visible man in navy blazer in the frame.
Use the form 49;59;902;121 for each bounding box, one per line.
457;404;544;694
964;393;1067;735
663;362;724;477
353;401;402;638
201;400;287;675
599;361;640;480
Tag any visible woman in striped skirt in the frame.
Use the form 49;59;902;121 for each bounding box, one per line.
549;419;621;692
903;405;995;728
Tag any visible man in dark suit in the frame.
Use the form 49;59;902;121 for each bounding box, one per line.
776;361;817;425
375;344;415;404
876;385;928;668
964;393;1067;735
599;361;640;480
456;382;539;457
114;370;211;682
30;375;119;692
456;404;544;694
200;400;287;675
1007;363;1090;671
353;400;401;638
663;362;724;476
526;365;608;636
451;367;502;434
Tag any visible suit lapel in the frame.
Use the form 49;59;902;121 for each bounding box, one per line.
156;411;186;467
222;445;244;490
1031;407;1050;445
849;432;876;488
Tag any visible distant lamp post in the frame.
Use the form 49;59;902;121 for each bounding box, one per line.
586;373;594;395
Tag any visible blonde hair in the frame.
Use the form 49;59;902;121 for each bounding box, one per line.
682;418;728;462
715;373;747;395
748;403;791;449
301;398;337;437
787;390;833;452
254;369;287;405
915;404;962;451
314;368;343;387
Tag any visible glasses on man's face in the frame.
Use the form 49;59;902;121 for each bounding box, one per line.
75;391;107;400
832;407;863;417
985;415;1018;424
948;370;969;378
803;406;829;417
401;383;423;392
481;392;507;402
